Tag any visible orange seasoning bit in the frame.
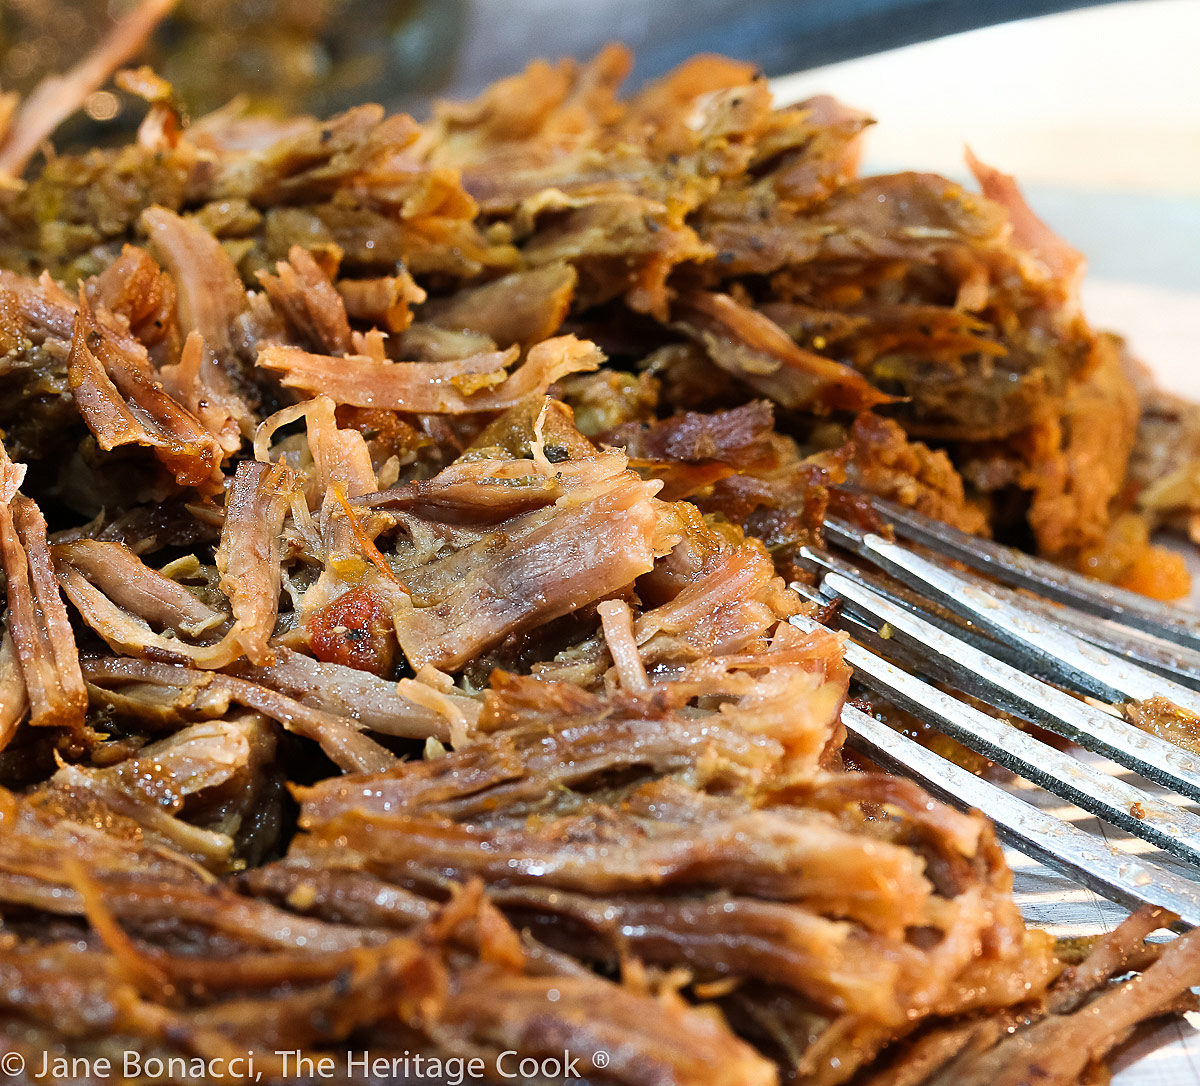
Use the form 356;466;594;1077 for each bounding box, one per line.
331;487;409;592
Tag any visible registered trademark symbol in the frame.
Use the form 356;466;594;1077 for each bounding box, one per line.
592;1051;610;1070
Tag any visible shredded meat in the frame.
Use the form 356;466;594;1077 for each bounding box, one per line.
421;262;578;348
0;630;28;749
68;295;226;492
395;467;670;671
54;539;224;636
674;290;893;413
81;655;396;773
965;148;1086;308
846;412;989;535
256;245;353;355
140;206;259;435
0;37;1194;1086
336;271;426;332
214;459;299;667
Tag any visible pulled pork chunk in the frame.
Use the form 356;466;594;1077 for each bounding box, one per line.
673;290;893;413
68;295;227;493
280;678;1067;1080
606;400;776;469
140;206;257;383
0;40;1197;1086
844;412;989;535
421;262;578;349
336;270;426;332
28;713;283;871
394;463;671;672
965;148;1086;309
256;245;353;355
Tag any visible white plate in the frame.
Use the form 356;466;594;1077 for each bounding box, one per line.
1006;766;1200;1082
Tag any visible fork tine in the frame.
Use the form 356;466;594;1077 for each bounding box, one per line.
797;559;1200;802
929;557;1200;691
838;701;1200;928
823;516;1200;716
852;490;1200;652
791;612;1200;867
797;545;1067;684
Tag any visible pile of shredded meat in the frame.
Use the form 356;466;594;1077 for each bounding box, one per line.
2;32;1200;1086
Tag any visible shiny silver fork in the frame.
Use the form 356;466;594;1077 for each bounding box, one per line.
791;494;1200;927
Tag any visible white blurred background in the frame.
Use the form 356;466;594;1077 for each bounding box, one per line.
773;0;1200;399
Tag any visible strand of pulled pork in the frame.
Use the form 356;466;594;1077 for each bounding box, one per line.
214;459;299;667
359;405;681;672
140;207;261;438
258;332;601;413
159;332;244;457
257;246;355;355
0;631;28;747
230;648;478;743
596;598;650;692
254;394;378;511
0;443;87;740
0;261;242;494
80;656;395;774
0;783;393;952
54;540;224;638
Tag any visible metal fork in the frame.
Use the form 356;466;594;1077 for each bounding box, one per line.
790;494;1200;927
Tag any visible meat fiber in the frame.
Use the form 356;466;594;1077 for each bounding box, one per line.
0;444;87;738
258;333;601;414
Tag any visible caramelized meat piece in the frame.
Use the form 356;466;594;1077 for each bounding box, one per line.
846;412;988;535
306;584;396;676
